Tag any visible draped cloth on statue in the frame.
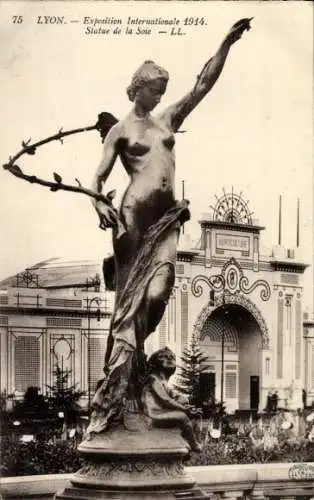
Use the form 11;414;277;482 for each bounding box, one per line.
86;200;190;435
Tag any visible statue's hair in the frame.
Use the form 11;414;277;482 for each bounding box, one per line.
147;346;175;373
127;60;169;102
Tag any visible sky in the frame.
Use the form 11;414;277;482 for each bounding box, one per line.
0;1;313;309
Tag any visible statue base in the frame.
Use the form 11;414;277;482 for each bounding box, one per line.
54;427;202;499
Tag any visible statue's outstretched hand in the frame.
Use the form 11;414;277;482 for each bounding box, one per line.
225;17;253;45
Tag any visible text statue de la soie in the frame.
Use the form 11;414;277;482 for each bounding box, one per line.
12;14;208;36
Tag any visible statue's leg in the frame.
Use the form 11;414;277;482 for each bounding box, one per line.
145;262;175;337
122;262;175;404
144;226;179;338
104;219;138;367
153;411;202;452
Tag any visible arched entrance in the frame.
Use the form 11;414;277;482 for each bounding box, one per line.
197;303;264;413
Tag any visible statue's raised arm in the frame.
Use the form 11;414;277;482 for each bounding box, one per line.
160;18;253;132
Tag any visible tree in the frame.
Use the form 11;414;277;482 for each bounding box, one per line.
174;331;212;410
46;364;85;427
13;386;49;420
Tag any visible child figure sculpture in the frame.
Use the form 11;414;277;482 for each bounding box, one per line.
141;347;202;452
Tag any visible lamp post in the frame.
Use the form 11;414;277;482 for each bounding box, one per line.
85;296;102;410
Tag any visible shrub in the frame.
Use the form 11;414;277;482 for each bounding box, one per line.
0;436;81;477
1;432;313;477
187;435;314;466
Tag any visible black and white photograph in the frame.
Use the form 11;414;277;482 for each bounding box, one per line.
0;1;313;498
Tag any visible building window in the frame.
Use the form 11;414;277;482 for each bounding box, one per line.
225;372;237;399
0;316;8;325
277;297;284;378
54;339;71;364
46;298;82;308
47;317;82;327
176;264;184;275
181;290;188;347
159;314;167;348
89;337;106;392
295;299;301;380
285;295;292;344
49;335;74;388
14;336;40;392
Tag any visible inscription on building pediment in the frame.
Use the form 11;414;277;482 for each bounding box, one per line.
216;234;250;252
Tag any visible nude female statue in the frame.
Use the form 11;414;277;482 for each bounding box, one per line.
87;19;251;436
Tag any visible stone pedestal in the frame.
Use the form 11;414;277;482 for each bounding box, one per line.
54;427;203;500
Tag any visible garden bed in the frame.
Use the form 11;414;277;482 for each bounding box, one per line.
1;433;313;477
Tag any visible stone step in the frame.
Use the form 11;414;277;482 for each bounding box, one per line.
55;486;210;500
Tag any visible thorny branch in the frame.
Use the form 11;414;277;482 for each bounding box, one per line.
6;124;97;166
2;112;127;237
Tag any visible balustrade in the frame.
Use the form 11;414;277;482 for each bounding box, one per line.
1;464;314;499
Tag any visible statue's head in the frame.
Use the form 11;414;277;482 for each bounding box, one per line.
127;60;169;111
147;347;176;378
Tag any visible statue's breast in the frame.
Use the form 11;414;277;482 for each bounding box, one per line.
163;135;175;151
116;137;150;157
117;117;175;160
126;141;151;157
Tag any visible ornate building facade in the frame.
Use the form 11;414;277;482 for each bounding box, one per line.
148;191;311;412
0;260;112;403
0;192;312;412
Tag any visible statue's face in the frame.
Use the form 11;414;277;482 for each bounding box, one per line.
135;78;167;111
158;348;176;376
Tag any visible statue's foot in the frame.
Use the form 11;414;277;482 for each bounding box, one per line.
83;431;92;442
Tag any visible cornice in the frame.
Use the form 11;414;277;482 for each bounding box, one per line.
199;220;265;234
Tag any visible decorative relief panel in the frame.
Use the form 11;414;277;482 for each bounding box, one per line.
191;257;271;302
